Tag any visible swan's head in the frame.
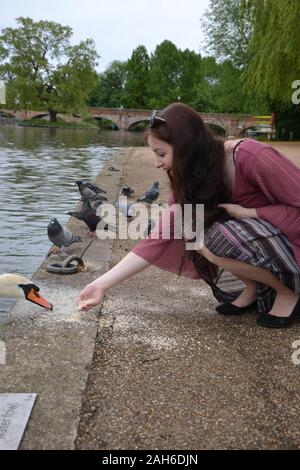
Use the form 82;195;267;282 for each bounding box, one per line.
19;282;53;310
0;274;53;310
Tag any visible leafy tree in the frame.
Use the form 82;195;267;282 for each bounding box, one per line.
193;57;269;114
147;41;205;110
87;60;127;108
88;42;204;110
123;45;150;109
201;0;252;69
200;0;272;114
177;49;203;107
148;40;183;108
243;0;300;105
0;17;98;121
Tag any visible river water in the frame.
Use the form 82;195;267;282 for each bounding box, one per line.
0;126;143;317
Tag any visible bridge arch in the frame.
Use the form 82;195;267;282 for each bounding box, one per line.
204;120;226;136
92;114;119;130
29;113;50;120
127;119;148;131
0;110;16;119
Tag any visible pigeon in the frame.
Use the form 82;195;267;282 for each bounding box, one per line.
68;198;107;236
92;199;103;211
120;185;134;197
137;181;160;204
80;203;108;236
117;199;135;219
67;210;83;221
107;166;119;171
75;181;108;202
47;218;81;253
81;211;103;236
76;180;106;194
67;198;93;221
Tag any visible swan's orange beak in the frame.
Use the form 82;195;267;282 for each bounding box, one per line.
27;288;53;310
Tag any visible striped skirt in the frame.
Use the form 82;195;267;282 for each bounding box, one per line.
191;218;300;314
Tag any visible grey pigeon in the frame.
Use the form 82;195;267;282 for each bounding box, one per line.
76;181;108;202
120;185;134;197
137;181;160;203
67;210;83;221
92;199;103;210
80;207;108;236
76;180;106;194
68;198;93;221
47;218;81;252
68;199;107;236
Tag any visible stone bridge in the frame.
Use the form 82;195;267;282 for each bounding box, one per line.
87;108;271;136
0;107;271;137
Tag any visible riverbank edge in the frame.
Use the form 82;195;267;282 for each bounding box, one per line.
0;148;131;449
17;119;99;130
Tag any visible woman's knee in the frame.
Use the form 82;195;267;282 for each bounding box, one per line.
197;245;219;264
204;220;253;264
202;221;230;262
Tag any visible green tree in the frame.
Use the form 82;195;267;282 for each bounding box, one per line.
87;60;127;108
243;0;300;105
123;45;150;108
148;40;183;108
193;57;268;114
200;1;271;114
0;17;98;121
147;41;204;109
201;0;252;69
177;49;203;107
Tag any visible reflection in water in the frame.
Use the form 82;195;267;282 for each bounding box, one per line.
0;126;143;317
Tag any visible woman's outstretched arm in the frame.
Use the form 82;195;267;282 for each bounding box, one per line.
77;252;150;311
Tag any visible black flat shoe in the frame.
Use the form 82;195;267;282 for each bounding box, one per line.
257;296;300;328
215;301;257;316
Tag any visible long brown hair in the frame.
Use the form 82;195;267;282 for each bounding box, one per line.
148;102;231;227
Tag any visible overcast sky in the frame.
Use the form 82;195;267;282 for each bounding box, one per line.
1;0;210;71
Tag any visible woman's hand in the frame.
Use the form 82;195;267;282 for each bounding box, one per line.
77;283;107;311
76;252;150;312
218;203;257;219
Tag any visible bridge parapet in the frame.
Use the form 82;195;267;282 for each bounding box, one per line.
0;107;271;136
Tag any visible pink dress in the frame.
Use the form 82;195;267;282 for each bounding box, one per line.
132;139;300;277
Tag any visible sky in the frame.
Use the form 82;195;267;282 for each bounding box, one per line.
0;0;211;72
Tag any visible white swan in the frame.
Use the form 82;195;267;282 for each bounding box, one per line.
0;274;53;310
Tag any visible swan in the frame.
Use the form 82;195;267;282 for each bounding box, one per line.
0;274;53;310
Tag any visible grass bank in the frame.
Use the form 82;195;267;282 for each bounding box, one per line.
18;118;99;129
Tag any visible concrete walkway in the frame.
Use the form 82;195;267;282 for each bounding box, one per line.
74;147;300;450
1;146;300;450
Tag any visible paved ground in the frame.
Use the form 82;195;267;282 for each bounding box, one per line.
1;143;300;450
75;145;300;450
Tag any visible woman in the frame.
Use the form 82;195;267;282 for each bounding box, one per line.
78;103;300;328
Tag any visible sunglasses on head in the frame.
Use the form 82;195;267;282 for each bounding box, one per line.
149;110;166;128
